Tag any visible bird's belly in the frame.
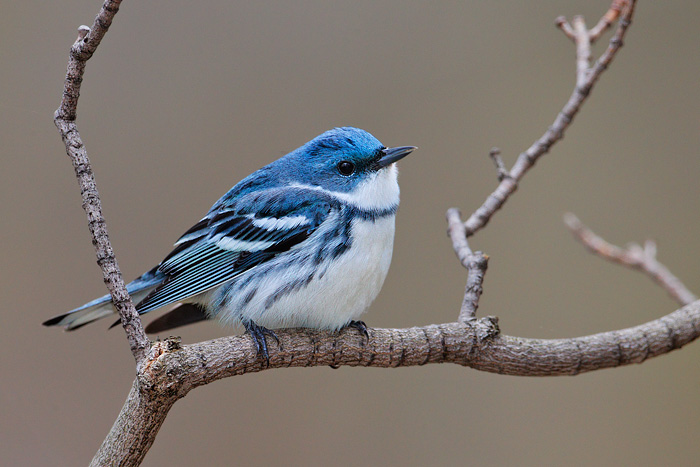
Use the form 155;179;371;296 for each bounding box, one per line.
211;215;396;330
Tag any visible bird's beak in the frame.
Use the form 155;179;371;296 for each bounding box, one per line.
376;146;417;169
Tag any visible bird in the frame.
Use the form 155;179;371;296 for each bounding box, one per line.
43;127;416;361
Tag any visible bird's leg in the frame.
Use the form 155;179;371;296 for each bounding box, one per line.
242;319;280;365
346;320;370;340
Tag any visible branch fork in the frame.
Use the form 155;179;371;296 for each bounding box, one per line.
448;0;636;320
456;0;635;243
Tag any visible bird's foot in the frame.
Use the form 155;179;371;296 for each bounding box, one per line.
329;321;371;369
346;320;370;341
242;319;280;366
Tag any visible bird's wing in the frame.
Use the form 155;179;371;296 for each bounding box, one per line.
136;188;332;314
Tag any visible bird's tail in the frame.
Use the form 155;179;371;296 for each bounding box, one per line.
43;267;164;331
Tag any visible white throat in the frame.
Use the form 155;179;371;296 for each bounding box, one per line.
291;164;400;211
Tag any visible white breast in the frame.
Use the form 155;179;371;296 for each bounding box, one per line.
215;214;395;330
287;215;396;329
209;164;400;330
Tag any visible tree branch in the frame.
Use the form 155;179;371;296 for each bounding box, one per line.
97;296;700;459
564;213;698;306
54;0;150;365
446;0;636;325
92;295;700;465
163;302;700;378
90;379;175;467
588;0;626;42
457;0;637;239
446;209;488;322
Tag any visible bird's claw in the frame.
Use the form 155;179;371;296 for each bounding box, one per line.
328;321;371;369
347;320;370;341
243;319;280;365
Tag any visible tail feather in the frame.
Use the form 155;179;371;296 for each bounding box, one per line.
43;300;116;331
43;267;164;331
144;303;209;334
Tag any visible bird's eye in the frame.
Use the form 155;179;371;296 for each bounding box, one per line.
337;161;355;176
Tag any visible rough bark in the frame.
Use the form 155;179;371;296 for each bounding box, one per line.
90;380;175;467
91;300;700;464
54;0;149;366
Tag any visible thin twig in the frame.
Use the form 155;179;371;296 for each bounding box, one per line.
458;0;636;240
446;208;472;264
589;0;625;42
489;147;509;181
555;16;576;41
447;0;635;319
54;0;150;365
447;209;489;322
572;15;592;87
564;213;698;306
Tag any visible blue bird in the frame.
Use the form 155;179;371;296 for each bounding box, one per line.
43;127;415;360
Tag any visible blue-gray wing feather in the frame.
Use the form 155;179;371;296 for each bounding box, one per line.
136;188;332;314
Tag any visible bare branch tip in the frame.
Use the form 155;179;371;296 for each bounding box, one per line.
446;208;463;223
589;0;627;42
77;25;91;40
611;0;628;15
555;16;576;40
489;147;510;181
644;239;658;258
563;212;582;230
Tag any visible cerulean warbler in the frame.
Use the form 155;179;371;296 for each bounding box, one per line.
44;127;415;360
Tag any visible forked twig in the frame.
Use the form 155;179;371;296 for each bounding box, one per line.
448;0;637;317
564;213;698;306
447;209;488;322
455;0;636;242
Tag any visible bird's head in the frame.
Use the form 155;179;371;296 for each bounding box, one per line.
282;127;416;198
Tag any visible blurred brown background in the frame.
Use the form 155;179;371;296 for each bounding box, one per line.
2;1;699;465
